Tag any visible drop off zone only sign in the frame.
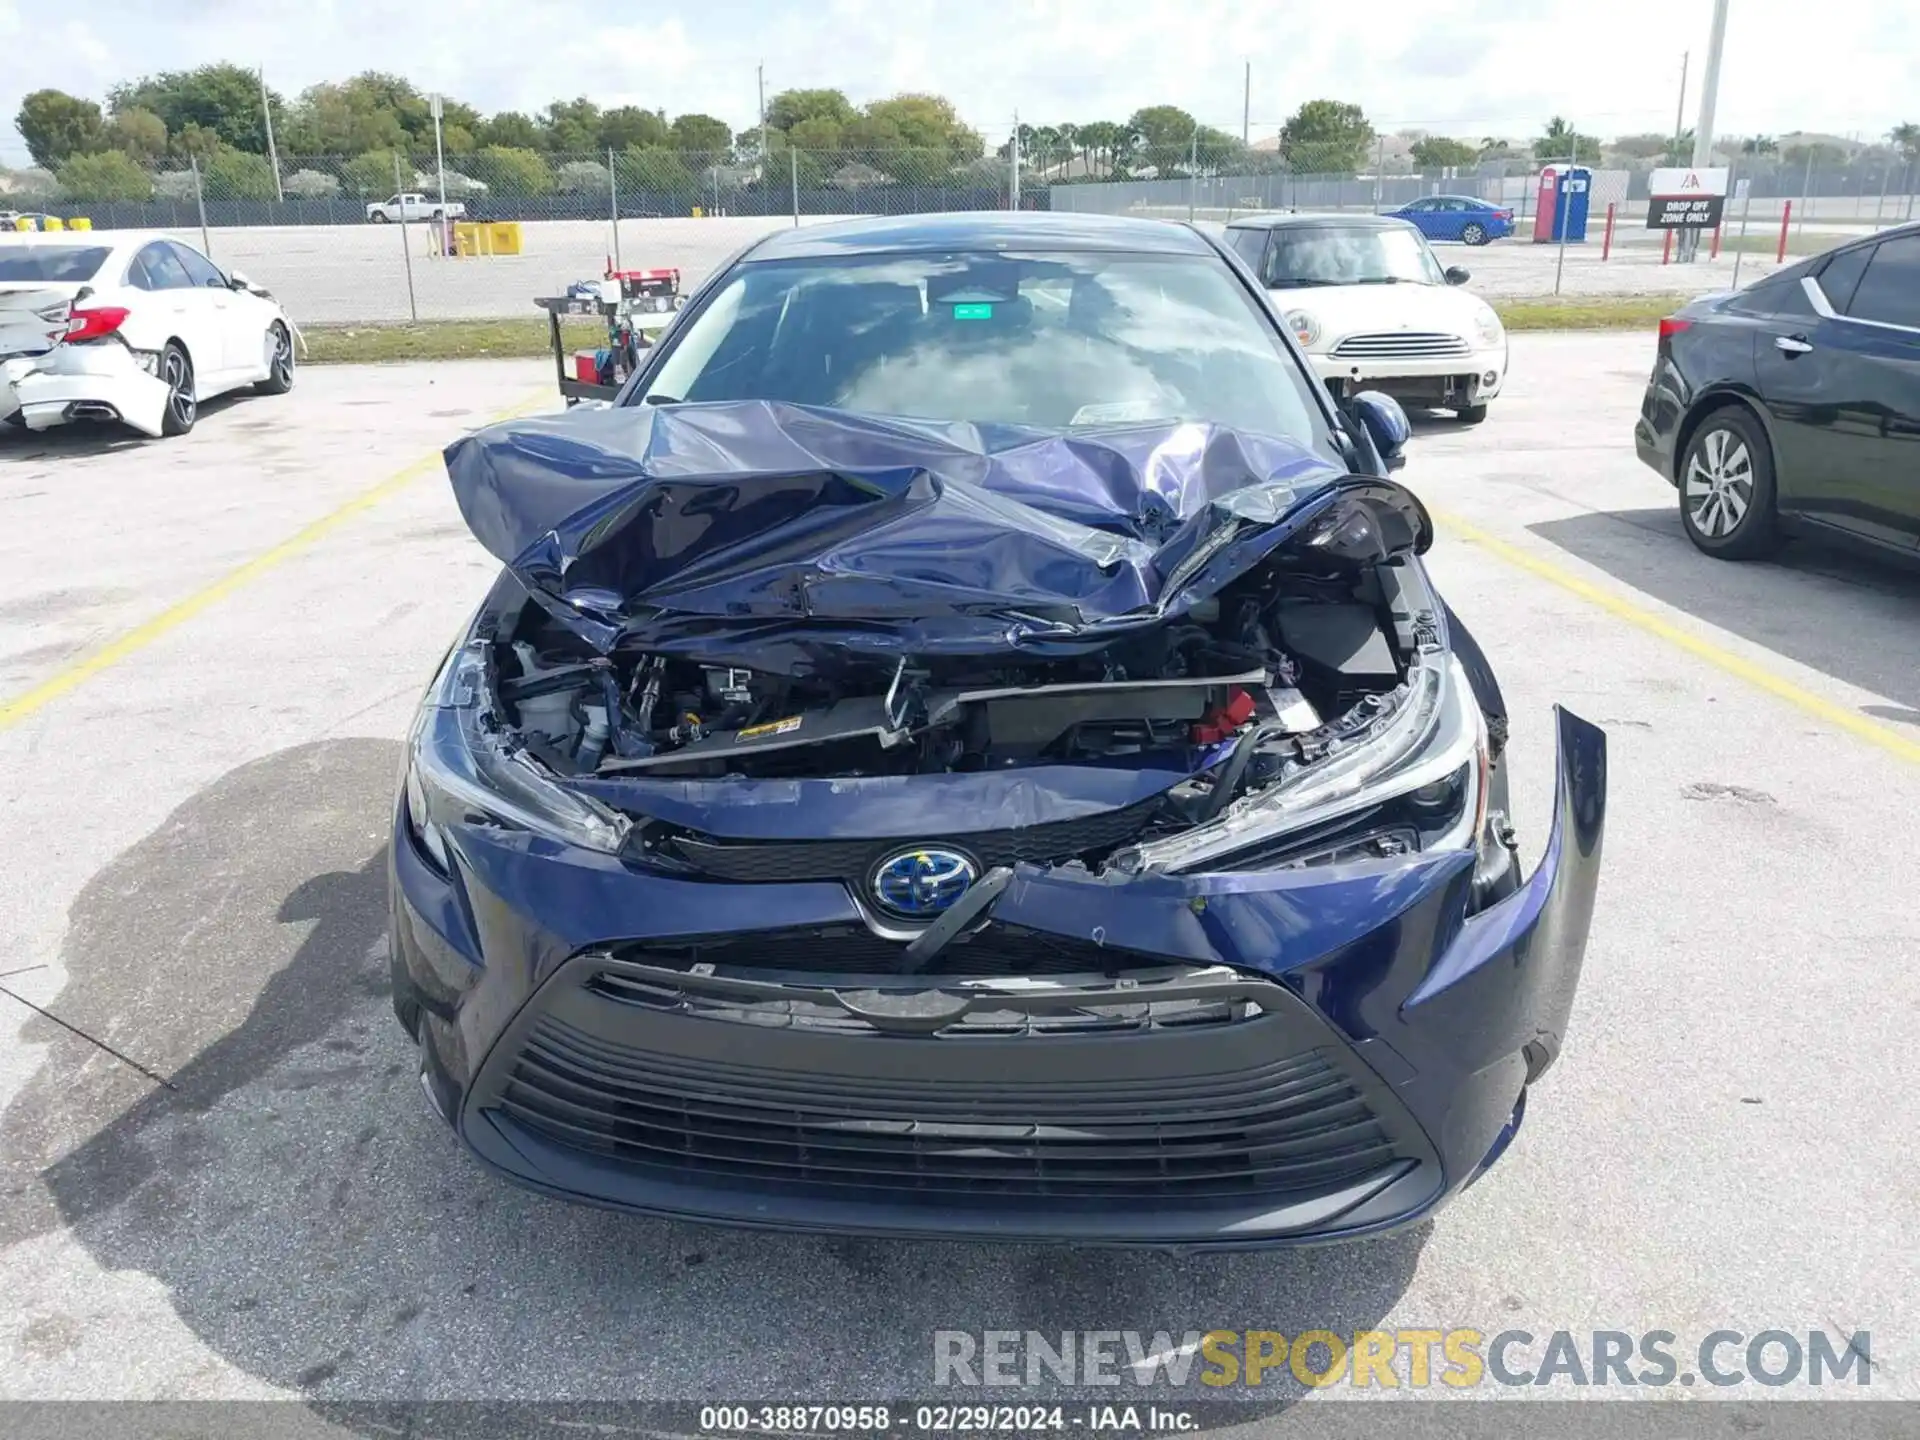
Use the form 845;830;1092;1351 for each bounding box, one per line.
1647;167;1730;228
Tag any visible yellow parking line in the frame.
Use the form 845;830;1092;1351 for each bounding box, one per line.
1430;506;1920;768
0;388;550;730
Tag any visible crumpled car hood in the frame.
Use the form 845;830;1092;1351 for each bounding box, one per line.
445;400;1431;670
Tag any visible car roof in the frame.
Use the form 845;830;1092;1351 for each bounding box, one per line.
744;211;1219;261
1225;212;1421;233
0;229;172;249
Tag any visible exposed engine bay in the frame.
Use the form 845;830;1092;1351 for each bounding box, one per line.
437;401;1506;884
475;537;1494;881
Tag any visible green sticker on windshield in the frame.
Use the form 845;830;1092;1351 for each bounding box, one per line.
950;302;993;320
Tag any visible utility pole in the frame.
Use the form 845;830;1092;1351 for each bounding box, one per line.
1671;51;1689;159
758;63;769;193
1242;61;1251;147
259;67;283;202
430;92;448;214
1680;0;1730;262
1010;112;1021;210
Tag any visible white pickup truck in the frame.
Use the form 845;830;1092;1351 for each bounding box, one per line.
365;193;465;223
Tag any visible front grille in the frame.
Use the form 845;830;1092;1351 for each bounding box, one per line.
604;923;1141;977
583;964;1257;1036
1331;331;1470;359
492;1013;1399;1201
663;801;1161;884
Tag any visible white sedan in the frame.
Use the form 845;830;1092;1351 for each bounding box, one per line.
0;230;294;438
1224;213;1507;424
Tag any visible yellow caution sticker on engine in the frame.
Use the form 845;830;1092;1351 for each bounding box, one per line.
736;715;803;742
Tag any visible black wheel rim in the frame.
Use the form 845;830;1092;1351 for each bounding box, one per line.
271;328;292;384
164;350;195;427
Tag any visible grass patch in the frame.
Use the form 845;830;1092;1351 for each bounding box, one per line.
301;294;1709;365
1494;294;1696;331
300;317;601;365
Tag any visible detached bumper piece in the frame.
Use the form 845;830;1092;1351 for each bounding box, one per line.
460;959;1441;1244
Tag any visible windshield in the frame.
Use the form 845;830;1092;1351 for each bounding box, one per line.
0;244;111;283
1262;227;1445;288
640;249;1332;450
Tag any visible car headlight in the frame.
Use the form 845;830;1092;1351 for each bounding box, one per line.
1472;307;1504;347
403;641;630;870
1111;651;1488;875
1285;308;1321;348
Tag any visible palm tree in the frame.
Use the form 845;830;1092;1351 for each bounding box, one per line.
1892;122;1920;161
1742;135;1778;156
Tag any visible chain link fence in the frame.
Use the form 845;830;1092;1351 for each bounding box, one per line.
5;139;1913;323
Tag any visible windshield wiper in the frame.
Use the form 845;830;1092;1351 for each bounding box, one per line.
1267;277;1340;287
1352;276;1415;284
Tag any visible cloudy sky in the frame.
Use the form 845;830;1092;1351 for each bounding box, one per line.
2;0;1914;163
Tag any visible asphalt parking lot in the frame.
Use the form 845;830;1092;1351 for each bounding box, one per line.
2;336;1918;1420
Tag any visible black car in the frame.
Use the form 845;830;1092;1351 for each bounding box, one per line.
1635;222;1920;560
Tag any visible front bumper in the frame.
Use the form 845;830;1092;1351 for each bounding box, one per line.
1309;344;1507;407
391;709;1606;1246
0;344;170;437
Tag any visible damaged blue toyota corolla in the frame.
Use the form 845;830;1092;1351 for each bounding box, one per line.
390;213;1606;1246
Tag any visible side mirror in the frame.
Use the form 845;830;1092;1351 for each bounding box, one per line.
1349;390;1411;472
228;269;252;289
1445;266;1471;286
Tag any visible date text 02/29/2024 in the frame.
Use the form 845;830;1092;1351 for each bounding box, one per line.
698;1404;1199;1433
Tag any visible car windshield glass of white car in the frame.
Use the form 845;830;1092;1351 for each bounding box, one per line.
1262;227;1445;288
643;251;1333;450
0;244;112;283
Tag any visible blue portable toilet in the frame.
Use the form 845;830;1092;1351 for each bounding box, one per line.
1535;165;1592;242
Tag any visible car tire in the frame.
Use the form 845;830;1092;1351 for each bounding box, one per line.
159;342;196;437
1462;222;1489;246
1679;407;1779;560
1458;403;1489;425
370;212;390;223
255;322;294;395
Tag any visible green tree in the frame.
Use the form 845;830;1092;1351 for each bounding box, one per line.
203;146;279;200
1127;104;1199;175
765;88;858;135
467;145;552;195
171;122;225;160
342;148;404;196
56;150;153;201
554;158;609;193
788;115;846;150
1782;140;1847;168
1741;135;1779;156
670;113;733;157
1891;123;1920;162
1409;135;1479;169
1073;120;1130;175
106;106;169;162
476;111;541;149
622;145;695;194
863;93;982;161
109;65;280;154
1280;99;1375;172
1534;116;1602;164
539;98;602;151
282;168;341;198
1608;132;1669;160
598;105;670;152
1661;129;1695;164
15;90;106;168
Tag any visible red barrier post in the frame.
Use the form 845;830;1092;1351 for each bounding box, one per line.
1602;202;1616;260
1776;201;1792;263
1662;228;1673;264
